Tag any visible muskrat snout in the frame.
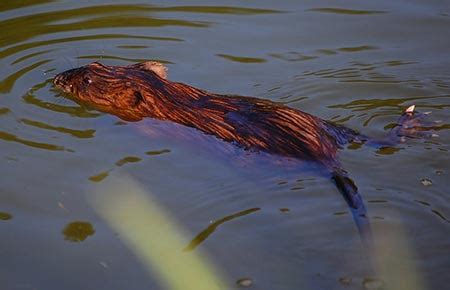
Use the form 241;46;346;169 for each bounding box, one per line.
53;71;75;94
53;74;64;87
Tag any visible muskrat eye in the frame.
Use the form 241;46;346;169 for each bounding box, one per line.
83;77;92;85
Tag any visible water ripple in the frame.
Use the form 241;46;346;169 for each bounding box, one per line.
307;8;387;15
0;5;208;48
0;34;182;59
20;118;95;139
23;93;101;118
0;130;66;151
216;54;267;63
0;4;281;50
0;0;56;12
77;55;171;64
0;60;50;93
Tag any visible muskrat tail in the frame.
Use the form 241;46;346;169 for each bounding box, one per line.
331;168;375;255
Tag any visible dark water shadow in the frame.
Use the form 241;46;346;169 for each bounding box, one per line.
184;208;261;251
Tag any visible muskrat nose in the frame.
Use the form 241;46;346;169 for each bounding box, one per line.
53;74;63;86
53;73;72;93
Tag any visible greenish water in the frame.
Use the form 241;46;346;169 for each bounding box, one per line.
0;1;449;289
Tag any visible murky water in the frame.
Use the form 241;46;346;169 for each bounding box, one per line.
1;1;449;289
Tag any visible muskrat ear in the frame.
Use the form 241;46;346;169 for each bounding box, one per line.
89;62;104;67
88;62;108;69
132;61;168;79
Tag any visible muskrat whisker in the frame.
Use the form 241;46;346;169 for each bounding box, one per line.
74;47;80;67
100;40;106;62
61;56;74;69
43;70;57;79
54;96;66;105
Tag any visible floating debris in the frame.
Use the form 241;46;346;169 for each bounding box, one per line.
420;178;433;186
236;277;253;288
279;208;290;213
435;170;444;175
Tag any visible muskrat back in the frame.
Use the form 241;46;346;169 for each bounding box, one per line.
53;61;359;165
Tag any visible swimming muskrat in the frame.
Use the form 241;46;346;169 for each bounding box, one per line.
53;61;432;249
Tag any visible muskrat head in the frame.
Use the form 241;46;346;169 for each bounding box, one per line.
53;61;168;121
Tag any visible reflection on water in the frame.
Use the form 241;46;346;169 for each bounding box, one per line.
0;107;10;115
0;0;449;290
0;212;12;220
307;8;387;15
20;118;95;139
0;4;281;53
0;60;50;93
63;221;95;242
88;149;173;182
92;176;228;290
0;34;182;60
20;79;102;119
115;156;142;167
269;52;318;62
0;5;209;49
375;146;401;155
0;0;56;12
89;171;110;183
145;149;171;156
78;54;168;64
0;130;66;151
217;54;267;63
184;208;260;251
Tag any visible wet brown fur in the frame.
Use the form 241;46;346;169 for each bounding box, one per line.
54;62;358;167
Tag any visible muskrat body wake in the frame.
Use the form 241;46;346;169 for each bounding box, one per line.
54;61;432;250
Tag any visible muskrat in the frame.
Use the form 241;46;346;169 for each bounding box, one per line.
53;61;432;249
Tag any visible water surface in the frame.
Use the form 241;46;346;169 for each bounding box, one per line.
0;1;449;289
